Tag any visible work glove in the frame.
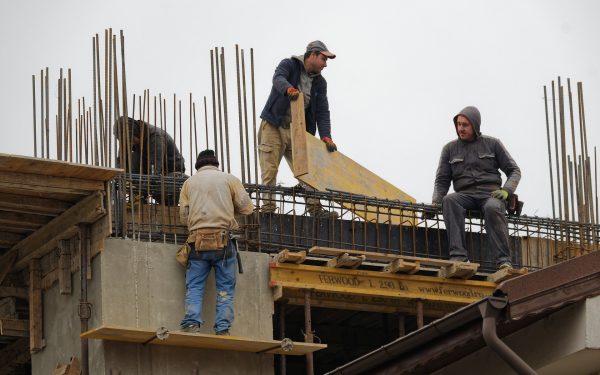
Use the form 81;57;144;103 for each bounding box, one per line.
286;87;300;101
491;189;509;200
321;137;337;152
422;203;441;220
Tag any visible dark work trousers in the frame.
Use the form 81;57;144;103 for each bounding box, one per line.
442;191;511;266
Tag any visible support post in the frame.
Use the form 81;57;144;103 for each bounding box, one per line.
78;224;91;375
29;259;44;352
59;240;72;295
303;289;314;375
279;300;287;375
416;300;424;329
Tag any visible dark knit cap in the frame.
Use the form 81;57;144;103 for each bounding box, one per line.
195;149;219;170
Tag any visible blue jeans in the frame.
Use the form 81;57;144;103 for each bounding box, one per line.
180;240;237;333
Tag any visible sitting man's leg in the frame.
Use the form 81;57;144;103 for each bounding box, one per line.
442;192;478;262
481;197;512;269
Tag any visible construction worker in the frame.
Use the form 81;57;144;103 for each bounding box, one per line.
431;106;521;269
259;40;338;218
179;150;254;335
114;116;186;204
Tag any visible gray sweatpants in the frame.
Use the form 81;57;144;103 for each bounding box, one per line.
442;191;511;266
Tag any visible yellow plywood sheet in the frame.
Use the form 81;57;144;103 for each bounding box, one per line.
81;325;326;356
0;153;122;181
289;98;415;224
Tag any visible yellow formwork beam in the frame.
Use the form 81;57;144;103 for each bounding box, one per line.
290;96;416;225
270;262;496;306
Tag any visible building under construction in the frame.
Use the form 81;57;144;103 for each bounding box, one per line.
1;30;600;375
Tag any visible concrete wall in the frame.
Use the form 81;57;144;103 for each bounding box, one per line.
433;295;600;375
33;238;275;375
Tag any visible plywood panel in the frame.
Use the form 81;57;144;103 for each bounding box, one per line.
81;325;326;355
290;98;415;224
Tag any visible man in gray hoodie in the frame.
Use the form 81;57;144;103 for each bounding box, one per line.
431;106;521;269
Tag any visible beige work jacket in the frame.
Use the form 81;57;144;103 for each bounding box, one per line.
179;166;254;231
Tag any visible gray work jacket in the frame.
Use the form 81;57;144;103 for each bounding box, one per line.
432;135;521;203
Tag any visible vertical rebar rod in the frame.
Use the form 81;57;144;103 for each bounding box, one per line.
241;49;251;182
220;48;231;173
95;34;104;166
92;37;99;165
210;50;218;154
40;70;44;158
595;147;598;226
68;69;73;162
250;49;258;186
189;93;193;174
558;79;570;222
551;81;563;221
179;99;183;173
543;86;556;218
45;67;49;158
203;96;209;149
58;72;63;160
567;79;580;222
215;48;225;171
579;82;594;225
32;75;37;157
105;29;109;166
568;156;575;221
193;102;198;162
235;45;246;182
63;77;67;162
108;29;113;167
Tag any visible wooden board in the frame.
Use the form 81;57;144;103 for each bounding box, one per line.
81;325;326;356
290;98;415;225
0;153;122;181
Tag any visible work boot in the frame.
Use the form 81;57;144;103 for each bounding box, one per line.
497;262;513;270
215;329;230;336
181;324;201;333
306;203;338;219
449;256;469;263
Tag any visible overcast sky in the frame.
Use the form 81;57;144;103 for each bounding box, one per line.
1;0;599;218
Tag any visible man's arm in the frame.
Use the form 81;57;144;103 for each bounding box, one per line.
230;177;254;215
314;80;332;139
179;181;189;223
495;140;521;194
272;59;296;96
432;145;452;203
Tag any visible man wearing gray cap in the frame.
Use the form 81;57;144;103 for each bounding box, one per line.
258;40;337;218
430;106;521;270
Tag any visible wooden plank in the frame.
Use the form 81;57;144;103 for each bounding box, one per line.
81;325;326;356
438;263;479;279
0;286;28;300
0;252;17;285
274;249;306;264
384;259;420;274
0;153;122;181
0;171;105;194
0;319;29;337
270;262;495;305
9;191;104;271
309;246;479;269
29;259;44;352
487;267;528;283
0;186;82;202
290;99;416;225
326;253;365;269
290;95;309;177
0;193;71;215
58;240;72;295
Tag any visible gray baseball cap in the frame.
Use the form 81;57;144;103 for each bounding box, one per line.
306;40;336;59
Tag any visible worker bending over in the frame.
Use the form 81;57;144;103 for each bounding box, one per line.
431;106;521;270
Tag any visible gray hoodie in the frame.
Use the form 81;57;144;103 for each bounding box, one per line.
432;106;521;203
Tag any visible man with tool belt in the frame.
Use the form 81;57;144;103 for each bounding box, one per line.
114;116;186;204
431;106;521;270
259;40;338;218
179;150;254;335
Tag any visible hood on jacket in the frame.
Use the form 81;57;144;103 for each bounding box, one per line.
453;106;481;139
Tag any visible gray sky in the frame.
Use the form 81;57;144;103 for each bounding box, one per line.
1;0;599;218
